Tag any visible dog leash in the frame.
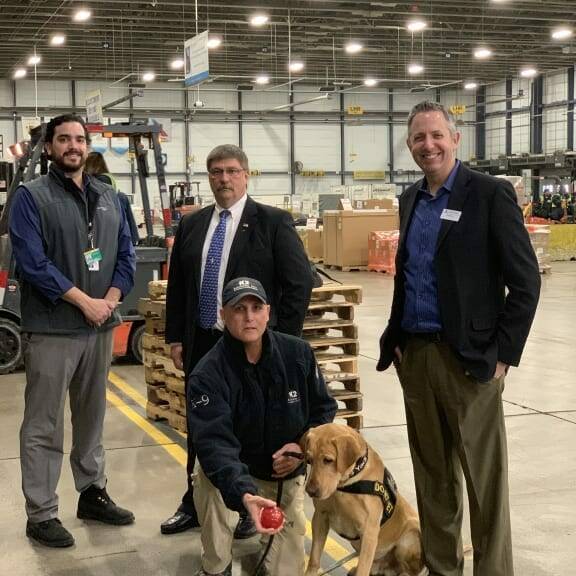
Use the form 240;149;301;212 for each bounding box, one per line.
318;551;359;575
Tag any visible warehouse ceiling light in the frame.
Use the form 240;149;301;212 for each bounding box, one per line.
464;81;478;90
207;36;222;49
13;68;27;79
520;67;538;78
142;71;156;82
50;34;66;46
289;61;305;73
408;63;424;75
255;74;269;85
170;58;184;70
407;19;427;32
345;41;363;54
27;55;41;65
474;47;493;59
250;13;269;27
551;27;573;40
73;8;92;22
364;78;378;87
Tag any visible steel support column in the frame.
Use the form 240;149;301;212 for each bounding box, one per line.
568;66;574;151
388;89;395;183
475;86;486;160
505;78;512;156
530;76;543;154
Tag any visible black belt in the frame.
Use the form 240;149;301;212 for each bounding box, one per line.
406;331;444;343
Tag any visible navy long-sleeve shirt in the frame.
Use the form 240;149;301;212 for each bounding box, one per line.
401;161;460;333
9;176;135;303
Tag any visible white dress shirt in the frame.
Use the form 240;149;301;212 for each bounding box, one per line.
200;193;248;330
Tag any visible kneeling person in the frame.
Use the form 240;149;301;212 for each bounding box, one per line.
189;278;337;576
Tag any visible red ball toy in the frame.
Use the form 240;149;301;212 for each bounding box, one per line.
260;506;284;529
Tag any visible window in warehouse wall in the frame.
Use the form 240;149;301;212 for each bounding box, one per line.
543;107;568;153
512;112;531;154
485;116;506;157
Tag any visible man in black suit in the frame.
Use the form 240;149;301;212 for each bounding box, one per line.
161;144;313;538
377;101;540;576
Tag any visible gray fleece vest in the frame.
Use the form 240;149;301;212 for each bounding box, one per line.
20;170;121;334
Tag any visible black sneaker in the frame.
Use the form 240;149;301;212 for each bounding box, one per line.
77;485;135;526
26;518;75;548
233;512;257;540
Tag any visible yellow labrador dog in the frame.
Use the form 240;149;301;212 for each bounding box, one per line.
302;423;424;576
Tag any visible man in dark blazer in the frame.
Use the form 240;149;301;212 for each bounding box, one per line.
161;144;313;538
378;101;540;576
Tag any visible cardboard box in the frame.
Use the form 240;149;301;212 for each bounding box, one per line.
323;210;399;268
298;228;324;260
353;198;394;210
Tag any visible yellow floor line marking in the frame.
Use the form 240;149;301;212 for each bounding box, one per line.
107;371;356;571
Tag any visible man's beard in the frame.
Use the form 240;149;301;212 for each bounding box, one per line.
52;151;86;173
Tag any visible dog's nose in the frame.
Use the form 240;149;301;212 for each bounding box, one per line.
305;485;319;498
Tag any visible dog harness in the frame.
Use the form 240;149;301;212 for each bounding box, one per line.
337;448;398;526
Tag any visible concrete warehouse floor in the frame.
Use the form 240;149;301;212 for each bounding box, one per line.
0;261;575;576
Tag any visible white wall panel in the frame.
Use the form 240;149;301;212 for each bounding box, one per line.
0;80;12;107
0;120;15;159
392;92;430;112
242;90;289;111
486;116;506;157
458;126;476;161
512;79;531;109
294;124;340;171
343;124;388;172
188;122;239;174
511;112;530;154
249;175;291;196
158;121;186;173
486;82;506;114
544;71;567;104
243;123;289;171
134;84;184;110
543;107;567;153
344;90;388;112
296;175;340;197
293;85;340;111
393;123;416;171
16;80;72;108
198;85;238;111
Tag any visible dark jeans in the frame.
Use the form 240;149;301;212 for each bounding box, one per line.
178;326;223;514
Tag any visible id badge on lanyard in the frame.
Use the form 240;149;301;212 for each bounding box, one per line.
84;221;102;271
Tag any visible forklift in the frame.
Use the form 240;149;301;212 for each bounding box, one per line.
0;119;172;374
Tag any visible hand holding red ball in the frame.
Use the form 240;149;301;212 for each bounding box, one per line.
260;506;284;530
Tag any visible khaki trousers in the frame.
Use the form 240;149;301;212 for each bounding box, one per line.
397;337;513;576
194;466;306;575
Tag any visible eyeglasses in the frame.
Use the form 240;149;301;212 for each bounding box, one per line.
208;167;245;177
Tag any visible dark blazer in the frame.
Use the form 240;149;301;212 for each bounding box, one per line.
165;195;313;376
377;164;541;382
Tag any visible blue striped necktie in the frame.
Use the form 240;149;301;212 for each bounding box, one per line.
198;209;230;328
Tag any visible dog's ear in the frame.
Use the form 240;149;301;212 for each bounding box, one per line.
334;433;365;475
300;428;315;455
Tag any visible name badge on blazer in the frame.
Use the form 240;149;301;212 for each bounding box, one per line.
440;208;462;222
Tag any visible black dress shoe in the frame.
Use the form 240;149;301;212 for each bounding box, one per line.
233;512;257;540
26;518;75;548
77;485;135;525
160;510;200;535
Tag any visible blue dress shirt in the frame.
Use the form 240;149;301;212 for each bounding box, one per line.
401;161;461;333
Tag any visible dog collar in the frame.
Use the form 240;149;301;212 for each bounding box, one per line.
344;446;369;483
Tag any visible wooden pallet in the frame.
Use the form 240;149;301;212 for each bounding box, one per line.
310;257;324;264
310;284;362;304
168;391;187;415
138;298;166;319
142;333;171;355
333;391;363;413
145;317;165;335
144;366;166;385
335;411;363;430
167;411;187;433
304;323;358;340
326;373;361;392
147;384;168;405
307;335;360;356
146;401;169;421
306;302;355;321
316;353;358;375
367;265;395;275
143;351;185;379
148;280;168;300
165;374;185;396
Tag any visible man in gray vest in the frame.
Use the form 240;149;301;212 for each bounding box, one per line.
9;114;136;548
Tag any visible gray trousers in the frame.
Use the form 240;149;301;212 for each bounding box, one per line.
20;330;113;523
398;337;513;576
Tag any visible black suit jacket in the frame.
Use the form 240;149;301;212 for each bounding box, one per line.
166;195;313;376
377;164;541;382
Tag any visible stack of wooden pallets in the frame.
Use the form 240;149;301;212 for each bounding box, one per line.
139;280;364;433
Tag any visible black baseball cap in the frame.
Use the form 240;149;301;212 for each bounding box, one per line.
222;277;268;307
